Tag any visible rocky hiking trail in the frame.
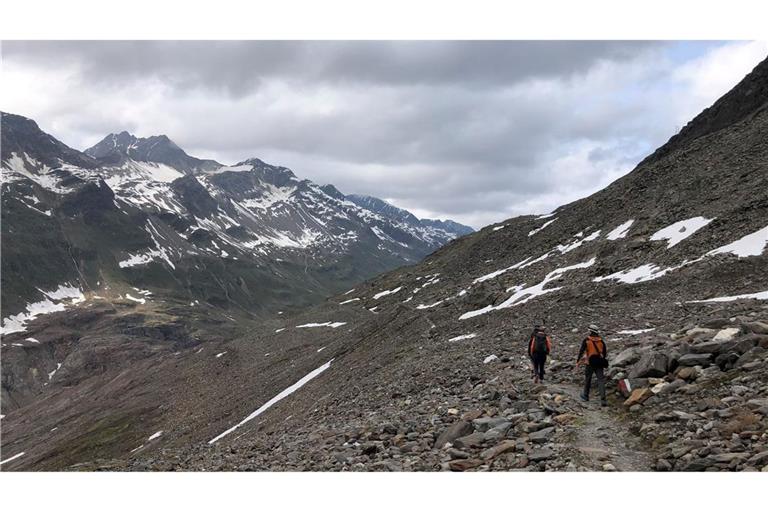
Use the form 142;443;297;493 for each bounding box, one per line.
548;382;654;471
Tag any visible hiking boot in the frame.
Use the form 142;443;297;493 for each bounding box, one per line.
600;400;607;407
533;376;540;384
580;393;589;402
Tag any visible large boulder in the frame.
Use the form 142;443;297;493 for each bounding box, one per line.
742;321;768;335
453;432;486;450
735;346;767;368
629;352;668;378
690;339;735;355
435;420;473;448
472;417;510;433
624;387;653;407
613;347;641;367
677;353;713;367
712;328;740;342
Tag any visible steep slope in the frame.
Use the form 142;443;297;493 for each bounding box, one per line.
2;57;767;472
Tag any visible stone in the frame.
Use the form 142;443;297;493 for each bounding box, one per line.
690;339;735;355
732;336;760;354
747;398;768;410
446;408;459;415
710;452;747;464
602;463;617;471
434;420;473;449
677;353;713;367
446;448;470;460
480;440;517;460
675;367;698;380
461;410;483;421
612;347;641;367
686;327;716;339
528;427;555;443
629;352;668;378
712;327;740;342
748;451;768;466
484;423;512;443
553;413;578;424
656;459;672;471
742;321;768;335
453;432;486;450
472;417;510;432
700;318;731;329
672;410;699;421
528;448;554;462
715;352;739;369
624;387;653;407
735;347;767;367
448;458;484;471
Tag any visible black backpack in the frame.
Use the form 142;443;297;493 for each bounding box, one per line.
533;334;549;355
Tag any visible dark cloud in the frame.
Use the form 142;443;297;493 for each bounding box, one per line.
2;40;764;227
3;41;659;95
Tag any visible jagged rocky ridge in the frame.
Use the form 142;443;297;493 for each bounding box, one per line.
1;57;767;471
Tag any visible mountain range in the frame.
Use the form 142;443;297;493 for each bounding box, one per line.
0;115;472;332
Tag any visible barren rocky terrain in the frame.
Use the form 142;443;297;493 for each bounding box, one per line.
1;56;767;472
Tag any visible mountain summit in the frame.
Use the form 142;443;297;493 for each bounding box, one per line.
85;131;221;172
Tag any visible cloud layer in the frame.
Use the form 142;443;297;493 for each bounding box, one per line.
2;40;766;227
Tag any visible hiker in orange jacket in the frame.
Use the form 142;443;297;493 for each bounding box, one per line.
528;326;552;384
577;324;608;406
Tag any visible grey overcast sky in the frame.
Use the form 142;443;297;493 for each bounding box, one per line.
2;40;766;228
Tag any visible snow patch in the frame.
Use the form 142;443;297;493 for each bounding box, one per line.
125;293;146;304
48;363;62;380
528;218;557;237
606;220;635;240
296;322;347;329
617;329;655;335
147;431;163;441
339;298;361;305
448;333;477;342
593;263;675;284
483;354;499;364
209;359;334;444
1;285;85;335
373;286;402;300
650;217;714;248
460;258;596;320
0;452;25;466
688;290;768;303
705;225;768;258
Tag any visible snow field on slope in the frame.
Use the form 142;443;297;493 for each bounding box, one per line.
1;285;86;335
460;258;596;320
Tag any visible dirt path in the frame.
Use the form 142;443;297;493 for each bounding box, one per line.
549;382;655;471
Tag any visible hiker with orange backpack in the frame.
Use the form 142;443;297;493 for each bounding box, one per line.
577;324;608;406
528;325;552;384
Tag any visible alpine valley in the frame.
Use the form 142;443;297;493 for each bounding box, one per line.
1;57;767;472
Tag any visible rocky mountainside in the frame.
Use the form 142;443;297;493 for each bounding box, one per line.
1;114;472;327
1;57;767;472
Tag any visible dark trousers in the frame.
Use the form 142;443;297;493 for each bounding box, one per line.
583;365;606;401
531;353;547;380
